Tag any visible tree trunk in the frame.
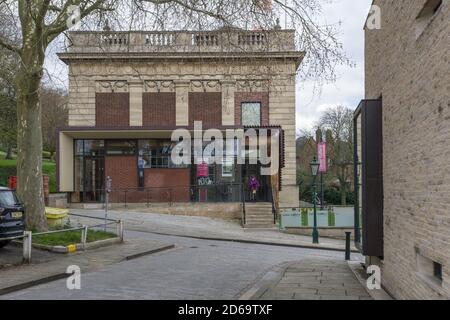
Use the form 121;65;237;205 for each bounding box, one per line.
340;187;347;206
5;144;13;160
15;46;47;231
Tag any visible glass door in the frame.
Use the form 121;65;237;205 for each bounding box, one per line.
83;157;105;202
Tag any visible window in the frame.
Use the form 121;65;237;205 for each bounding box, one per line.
106;140;137;155
138;140;183;168
415;0;443;39
416;251;444;294
84;140;105;156
222;159;234;177
434;262;443;282
241;102;261;126
0;190;19;207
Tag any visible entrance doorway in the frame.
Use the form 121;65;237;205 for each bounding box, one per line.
243;164;271;202
82;157;104;202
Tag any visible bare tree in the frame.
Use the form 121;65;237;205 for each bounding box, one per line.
41;87;68;160
318;105;353;205
0;0;349;230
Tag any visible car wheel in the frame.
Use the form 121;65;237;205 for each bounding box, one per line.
0;240;11;248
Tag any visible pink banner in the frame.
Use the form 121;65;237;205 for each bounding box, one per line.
318;142;327;173
197;162;208;177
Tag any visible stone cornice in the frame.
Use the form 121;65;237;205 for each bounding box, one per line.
58;51;305;69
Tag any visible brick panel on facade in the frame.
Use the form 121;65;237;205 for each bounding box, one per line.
144;168;191;202
105;155;138;202
235;92;269;126
143;92;176;127
96;93;130;127
189;92;222;127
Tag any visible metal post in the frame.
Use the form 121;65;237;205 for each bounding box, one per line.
23;231;32;264
104;191;109;232
117;220;124;242
81;225;88;249
105;176;112;232
345;232;351;260
312;177;319;244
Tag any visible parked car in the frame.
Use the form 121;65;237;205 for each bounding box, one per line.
0;187;26;248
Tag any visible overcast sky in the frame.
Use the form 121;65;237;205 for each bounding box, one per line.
296;0;373;134
43;0;373;134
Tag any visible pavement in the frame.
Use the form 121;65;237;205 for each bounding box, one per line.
0;237;174;296
0;244;59;269
69;208;357;252
241;259;373;300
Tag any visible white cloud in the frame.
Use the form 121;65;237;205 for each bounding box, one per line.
296;0;373;133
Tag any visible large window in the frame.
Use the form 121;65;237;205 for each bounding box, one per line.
138;140;185;168
106;140;137;155
241;102;261;126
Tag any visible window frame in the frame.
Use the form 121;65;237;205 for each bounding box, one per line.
241;101;262;126
105;139;137;156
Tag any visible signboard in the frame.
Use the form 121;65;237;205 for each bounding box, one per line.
318;142;327;173
197;162;208;178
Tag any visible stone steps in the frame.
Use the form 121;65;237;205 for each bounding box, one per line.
244;202;275;229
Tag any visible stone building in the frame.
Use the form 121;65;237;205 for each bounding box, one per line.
356;0;449;299
56;28;304;223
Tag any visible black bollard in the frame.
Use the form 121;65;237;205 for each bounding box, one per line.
345;232;351;261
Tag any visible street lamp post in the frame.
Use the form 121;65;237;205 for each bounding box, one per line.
310;156;320;244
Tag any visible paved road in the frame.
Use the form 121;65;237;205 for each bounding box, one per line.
1;231;356;300
68;209;354;251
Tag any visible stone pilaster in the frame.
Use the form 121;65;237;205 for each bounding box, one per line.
175;80;190;126
221;80;236;126
129;81;143;126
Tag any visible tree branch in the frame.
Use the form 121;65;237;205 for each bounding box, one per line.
0;37;21;54
138;0;227;24
45;0;110;44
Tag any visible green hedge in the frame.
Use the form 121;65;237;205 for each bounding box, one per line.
0;159;56;193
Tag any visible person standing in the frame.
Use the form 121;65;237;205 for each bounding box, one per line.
248;175;260;202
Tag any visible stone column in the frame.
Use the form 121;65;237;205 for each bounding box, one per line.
175;80;190;126
221;80;236;126
129;81;143;126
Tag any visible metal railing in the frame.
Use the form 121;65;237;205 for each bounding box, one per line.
74;184;250;207
9;216;124;264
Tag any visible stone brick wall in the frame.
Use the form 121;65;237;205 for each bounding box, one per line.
234;92;269;126
95;93;130;127
143;92;176;127
188;92;222;127
365;0;450;299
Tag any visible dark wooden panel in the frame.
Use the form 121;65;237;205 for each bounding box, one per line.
189;92;222;127
361;99;384;257
143;92;176;127
96;93;130;127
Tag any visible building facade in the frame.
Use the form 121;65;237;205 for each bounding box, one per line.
57;28;303;214
358;0;450;299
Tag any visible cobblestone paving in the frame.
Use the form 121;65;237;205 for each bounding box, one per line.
259;259;372;300
0;237;172;293
1;231;356;300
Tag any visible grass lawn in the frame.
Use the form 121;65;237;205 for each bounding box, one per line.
0;158;56;192
33;229;117;247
